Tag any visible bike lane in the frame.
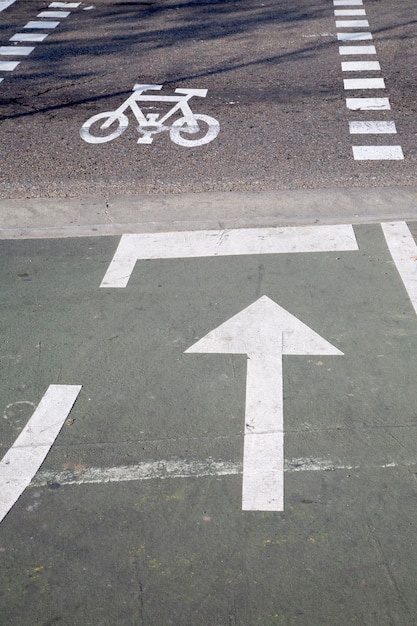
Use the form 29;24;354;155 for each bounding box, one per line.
2;220;417;624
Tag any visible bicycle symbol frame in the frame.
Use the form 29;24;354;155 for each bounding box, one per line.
80;84;220;147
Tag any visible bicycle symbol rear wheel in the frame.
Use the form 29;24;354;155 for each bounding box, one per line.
80;112;129;144
170;114;220;147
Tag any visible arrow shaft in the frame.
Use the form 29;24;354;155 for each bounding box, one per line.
242;354;284;511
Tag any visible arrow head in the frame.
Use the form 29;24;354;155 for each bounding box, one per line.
185;296;343;357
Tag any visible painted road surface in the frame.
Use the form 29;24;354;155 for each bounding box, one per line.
0;0;416;197
2;222;417;623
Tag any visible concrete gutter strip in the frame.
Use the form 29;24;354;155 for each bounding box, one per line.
0;186;416;239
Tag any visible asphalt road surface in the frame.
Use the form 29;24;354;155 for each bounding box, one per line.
0;0;416;198
2;223;417;625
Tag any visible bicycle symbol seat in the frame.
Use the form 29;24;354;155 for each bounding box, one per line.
80;84;220;147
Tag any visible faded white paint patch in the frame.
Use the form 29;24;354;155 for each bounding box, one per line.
32;457;411;487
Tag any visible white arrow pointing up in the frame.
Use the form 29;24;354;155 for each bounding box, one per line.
185;296;343;511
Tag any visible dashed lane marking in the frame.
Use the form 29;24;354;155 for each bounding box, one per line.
0;2;80;84
333;0;403;160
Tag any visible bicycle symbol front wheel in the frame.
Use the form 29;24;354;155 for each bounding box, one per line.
80;111;129;144
170;114;220;147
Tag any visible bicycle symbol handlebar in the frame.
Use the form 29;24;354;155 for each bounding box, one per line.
80;84;220;147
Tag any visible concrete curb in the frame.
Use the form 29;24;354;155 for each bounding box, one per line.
1;186;416;238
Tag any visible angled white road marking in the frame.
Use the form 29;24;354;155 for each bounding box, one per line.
100;224;358;288
0;385;82;524
382;222;417;315
185;296;343;511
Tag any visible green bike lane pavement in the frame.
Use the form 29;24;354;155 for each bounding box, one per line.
1;220;417;624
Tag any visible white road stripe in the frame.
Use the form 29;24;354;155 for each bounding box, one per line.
31;457;413;487
338;32;372;41
0;60;20;70
334;0;363;5
349;121;396;134
10;33;49;42
37;10;70;18
335;20;369;27
0;385;82;523
100;224;359;288
334;9;366;15
352;145;404;160
49;2;80;6
341;61;380;71
24;20;60;28
339;45;376;55
0;45;35;55
343;77;385;89
346;97;390;110
382;222;417;315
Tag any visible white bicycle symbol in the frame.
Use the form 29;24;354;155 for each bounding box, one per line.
80;84;220;147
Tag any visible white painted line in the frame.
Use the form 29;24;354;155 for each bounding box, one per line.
100;224;359;288
0;0;16;12
0;46;35;55
186;296;343;511
349;121;397;134
346;97;391;110
334;0;363;5
339;45;376;55
341;61;381;71
343;77;385;89
334;9;366;15
32;457;414;487
0;385;82;524
335;19;369;27
337;32;372;41
49;2;80;6
10;33;49;42
0;78;3;83
0;60;20;70
382;222;417;315
37;10;71;17
352;145;404;160
24;20;60;29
